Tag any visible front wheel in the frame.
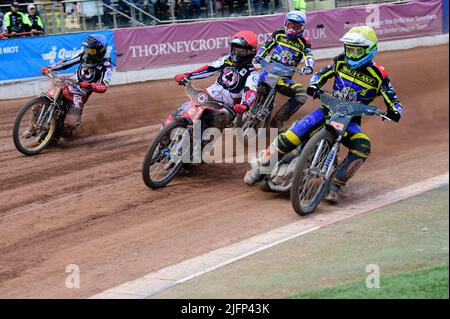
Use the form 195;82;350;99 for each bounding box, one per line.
142;120;191;189
235;92;271;145
13;97;58;156
290;129;336;216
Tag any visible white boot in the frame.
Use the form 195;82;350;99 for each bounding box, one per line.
244;145;279;186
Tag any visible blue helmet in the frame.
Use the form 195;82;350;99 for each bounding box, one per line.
284;10;307;39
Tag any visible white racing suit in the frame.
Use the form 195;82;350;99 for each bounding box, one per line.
165;55;259;131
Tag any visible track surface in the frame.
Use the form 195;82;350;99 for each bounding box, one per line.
0;45;448;298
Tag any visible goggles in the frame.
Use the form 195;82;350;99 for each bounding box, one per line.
85;48;98;56
232;46;253;57
285;21;305;33
345;45;367;60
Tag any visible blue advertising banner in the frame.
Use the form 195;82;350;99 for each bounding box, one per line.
0;30;115;82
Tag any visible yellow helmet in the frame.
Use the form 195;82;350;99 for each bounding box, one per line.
340;26;378;69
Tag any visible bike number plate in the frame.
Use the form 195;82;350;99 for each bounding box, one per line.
330;121;345;131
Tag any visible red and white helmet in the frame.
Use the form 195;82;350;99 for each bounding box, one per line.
229;30;258;67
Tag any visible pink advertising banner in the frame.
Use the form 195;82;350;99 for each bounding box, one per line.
114;0;443;72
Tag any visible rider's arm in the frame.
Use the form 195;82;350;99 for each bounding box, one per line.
256;30;280;59
240;70;259;107
309;55;340;88
380;76;403;116
301;36;315;69
49;53;82;71
186;55;228;80
88;60;113;94
372;63;403;121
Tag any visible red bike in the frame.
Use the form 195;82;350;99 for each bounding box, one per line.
142;79;237;189
12;69;78;155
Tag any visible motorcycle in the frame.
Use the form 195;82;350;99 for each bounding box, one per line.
12;69;78;156
235;59;307;144
142;79;237;189
290;91;392;216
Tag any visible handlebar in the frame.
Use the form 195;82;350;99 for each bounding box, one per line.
370;109;392;121
253;59;311;77
44;69;78;86
180;78;190;86
317;90;391;122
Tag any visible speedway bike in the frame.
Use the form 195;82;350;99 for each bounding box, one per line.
235;59;307;144
290;91;391;216
142;79;237;189
12;69;78;156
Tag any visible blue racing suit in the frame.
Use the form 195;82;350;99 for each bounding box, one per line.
256;29;315;128
274;53;403;188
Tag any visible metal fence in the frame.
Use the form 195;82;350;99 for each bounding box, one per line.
0;0;407;36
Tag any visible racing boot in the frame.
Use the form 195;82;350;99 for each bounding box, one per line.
270;98;304;132
65;106;83;128
244;144;280;186
325;183;341;204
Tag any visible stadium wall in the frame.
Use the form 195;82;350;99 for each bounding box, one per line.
0;0;447;100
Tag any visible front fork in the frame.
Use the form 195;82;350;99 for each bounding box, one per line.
309;137;341;182
321;142;340;182
35;101;56;128
258;89;275;119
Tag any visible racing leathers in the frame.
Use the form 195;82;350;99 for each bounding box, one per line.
257;53;403;193
167;55;259;131
47;53;113;134
255;29;315;130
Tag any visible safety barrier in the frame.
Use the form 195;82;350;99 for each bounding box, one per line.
0;0;445;83
0;30;115;82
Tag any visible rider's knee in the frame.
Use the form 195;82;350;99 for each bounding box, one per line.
349;135;371;158
295;94;308;105
275;130;301;154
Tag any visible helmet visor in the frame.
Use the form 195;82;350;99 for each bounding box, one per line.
345;45;366;60
86;47;98;56
232;46;253;57
285;21;305;34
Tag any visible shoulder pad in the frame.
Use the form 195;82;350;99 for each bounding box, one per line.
272;29;284;37
300;36;311;46
334;53;346;62
373;62;388;79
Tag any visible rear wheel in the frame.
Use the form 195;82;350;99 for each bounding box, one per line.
290;129;336;216
142;120;191;189
13;97;58;156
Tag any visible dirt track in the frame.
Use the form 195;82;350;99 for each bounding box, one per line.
0;45;448;298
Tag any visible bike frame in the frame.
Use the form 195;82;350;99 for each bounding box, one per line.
310;94;388;182
164;80;235;127
251;60;301;120
37;70;78;128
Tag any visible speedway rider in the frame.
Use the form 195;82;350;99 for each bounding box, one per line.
252;10;315;131
171;31;260;131
244;26;404;203
26;34;113;141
